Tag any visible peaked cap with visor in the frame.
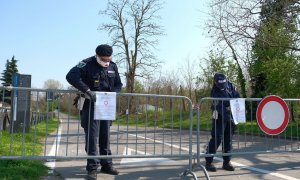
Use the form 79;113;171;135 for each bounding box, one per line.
214;73;228;90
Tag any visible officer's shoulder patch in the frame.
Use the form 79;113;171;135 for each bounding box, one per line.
76;61;86;68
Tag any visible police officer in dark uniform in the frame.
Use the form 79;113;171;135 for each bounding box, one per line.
66;44;122;179
205;73;240;172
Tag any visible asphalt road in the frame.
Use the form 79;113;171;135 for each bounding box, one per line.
43;113;300;180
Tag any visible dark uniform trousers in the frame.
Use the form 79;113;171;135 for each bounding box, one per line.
205;115;233;164
81;101;112;172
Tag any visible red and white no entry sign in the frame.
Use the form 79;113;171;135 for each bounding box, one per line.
256;95;289;135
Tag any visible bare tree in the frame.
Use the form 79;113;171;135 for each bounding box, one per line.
144;69;181;95
179;56;197;102
43;79;64;101
43;79;64;89
205;0;263;97
99;0;164;93
142;70;182;111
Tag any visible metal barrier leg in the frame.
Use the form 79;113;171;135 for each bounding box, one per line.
179;169;198;180
192;164;210;180
179;157;210;180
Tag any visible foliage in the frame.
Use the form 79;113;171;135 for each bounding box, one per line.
262;56;300;97
0;56;19;103
0;160;49;180
205;0;300;99
133;80;145;93
59;92;79;115
43;79;64;89
0;56;18;86
250;0;300;98
0;118;59;156
196;53;238;100
117;110;192;129
143;71;181;95
117;109;300;138
0;118;58;179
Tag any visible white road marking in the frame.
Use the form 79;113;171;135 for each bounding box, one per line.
120;147;175;165
45;126;62;169
205;156;300;180
116;130;299;180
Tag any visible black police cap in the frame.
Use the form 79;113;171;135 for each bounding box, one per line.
95;44;113;56
214;73;228;89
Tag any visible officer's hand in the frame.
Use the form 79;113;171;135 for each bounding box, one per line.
86;90;96;102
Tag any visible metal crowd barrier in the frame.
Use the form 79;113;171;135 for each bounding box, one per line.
0;87;210;180
31;111;54;125
195;97;300;170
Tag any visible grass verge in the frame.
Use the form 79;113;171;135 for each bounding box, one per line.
117;110;300;138
0;118;59;180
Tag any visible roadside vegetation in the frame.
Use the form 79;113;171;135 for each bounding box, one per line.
117;110;300;139
1;0;300;178
0;118;59;180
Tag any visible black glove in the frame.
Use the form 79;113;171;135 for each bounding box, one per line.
86;90;96;102
73;94;80;107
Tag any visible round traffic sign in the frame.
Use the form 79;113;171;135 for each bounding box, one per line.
256;95;289;135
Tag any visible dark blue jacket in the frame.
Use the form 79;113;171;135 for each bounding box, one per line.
211;81;240;121
66;56;123;93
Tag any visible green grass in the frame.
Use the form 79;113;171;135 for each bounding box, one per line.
0;160;49;180
117;110;300;138
117;110;192;129
0;118;59;180
235;120;300;138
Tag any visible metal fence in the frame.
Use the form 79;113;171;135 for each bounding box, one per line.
0;87;207;179
194;97;300;170
2;86;299;179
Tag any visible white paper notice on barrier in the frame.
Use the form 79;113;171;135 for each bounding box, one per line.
94;92;116;120
230;98;246;125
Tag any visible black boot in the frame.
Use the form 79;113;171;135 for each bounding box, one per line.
205;162;217;172
100;165;119;175
222;162;235;171
87;170;97;180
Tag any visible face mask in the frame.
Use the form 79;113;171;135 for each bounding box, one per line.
96;56;110;67
216;79;227;90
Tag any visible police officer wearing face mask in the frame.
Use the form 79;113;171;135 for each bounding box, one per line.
205;73;240;172
66;44;122;179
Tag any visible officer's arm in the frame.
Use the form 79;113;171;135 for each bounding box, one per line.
230;83;241;98
211;89;218;111
211;89;222;113
234;87;241;98
66;63;89;93
113;65;123;93
211;89;229;115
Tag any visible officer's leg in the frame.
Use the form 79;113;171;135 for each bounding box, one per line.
222;120;232;163
206;118;223;164
82;108;100;172
99;120;112;166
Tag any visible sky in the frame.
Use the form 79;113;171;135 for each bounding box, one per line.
0;0;211;89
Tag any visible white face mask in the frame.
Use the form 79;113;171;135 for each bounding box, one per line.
96;56;110;67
